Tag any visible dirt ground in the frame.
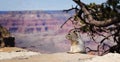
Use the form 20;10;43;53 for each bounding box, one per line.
0;47;95;62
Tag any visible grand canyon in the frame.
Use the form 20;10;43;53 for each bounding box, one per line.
0;10;74;53
0;10;114;54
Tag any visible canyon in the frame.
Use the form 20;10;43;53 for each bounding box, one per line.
0;10;114;54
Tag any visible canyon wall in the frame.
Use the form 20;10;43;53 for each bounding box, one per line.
0;10;114;54
0;10;74;53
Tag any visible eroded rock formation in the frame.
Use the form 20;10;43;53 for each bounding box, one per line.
0;25;15;48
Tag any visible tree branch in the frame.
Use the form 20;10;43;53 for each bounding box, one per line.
73;0;120;27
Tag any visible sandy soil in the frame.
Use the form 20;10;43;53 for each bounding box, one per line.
0;47;95;62
1;47;120;62
1;53;95;62
0;47;26;52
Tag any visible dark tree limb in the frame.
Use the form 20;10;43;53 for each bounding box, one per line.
63;5;79;13
73;0;120;27
60;17;73;28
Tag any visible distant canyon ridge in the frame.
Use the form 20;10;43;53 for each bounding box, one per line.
0;10;73;33
0;10;74;53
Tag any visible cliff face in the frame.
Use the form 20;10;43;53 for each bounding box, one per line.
0;10;73;33
0;10;74;53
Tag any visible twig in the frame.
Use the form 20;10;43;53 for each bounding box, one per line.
60;17;73;28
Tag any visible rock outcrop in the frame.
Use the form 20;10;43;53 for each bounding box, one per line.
0;25;15;48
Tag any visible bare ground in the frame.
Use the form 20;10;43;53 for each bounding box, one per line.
0;47;95;62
